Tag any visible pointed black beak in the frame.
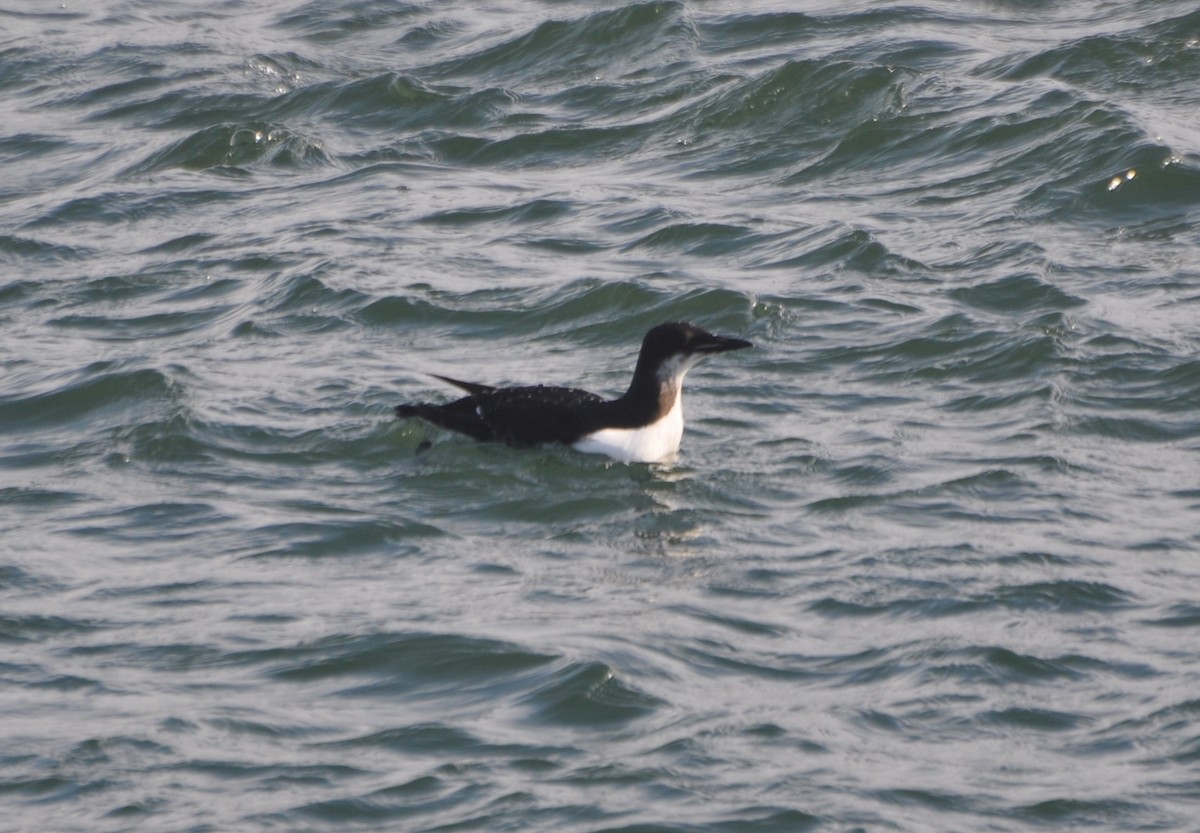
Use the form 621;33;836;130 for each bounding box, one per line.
694;332;753;354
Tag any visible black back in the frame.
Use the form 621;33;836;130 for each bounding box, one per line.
396;385;608;446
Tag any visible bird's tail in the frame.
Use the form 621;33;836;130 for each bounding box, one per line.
393;400;495;442
396;375;492;419
429;374;495;395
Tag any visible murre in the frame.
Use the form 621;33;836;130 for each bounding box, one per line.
395;321;752;463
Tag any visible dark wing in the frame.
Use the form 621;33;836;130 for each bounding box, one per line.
473;386;607;446
396;385;607;447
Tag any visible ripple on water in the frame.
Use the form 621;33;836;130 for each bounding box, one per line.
125;123;331;175
262;631;555;691
0;233;92;264
0;365;180;436
521;660;665;727
239;517;443;561
427;2;695;87
3;2;1200;832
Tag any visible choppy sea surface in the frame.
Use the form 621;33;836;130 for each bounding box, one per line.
3;1;1200;831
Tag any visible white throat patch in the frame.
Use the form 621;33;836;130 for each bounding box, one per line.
656;352;706;388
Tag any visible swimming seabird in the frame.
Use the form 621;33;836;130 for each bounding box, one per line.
395;321;751;462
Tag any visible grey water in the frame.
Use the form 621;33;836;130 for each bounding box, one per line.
3;1;1200;831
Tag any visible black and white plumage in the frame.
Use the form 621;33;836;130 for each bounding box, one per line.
395;321;752;462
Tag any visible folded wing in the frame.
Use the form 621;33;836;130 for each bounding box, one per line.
396;385;607;447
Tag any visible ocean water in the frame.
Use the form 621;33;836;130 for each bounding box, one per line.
3;1;1200;831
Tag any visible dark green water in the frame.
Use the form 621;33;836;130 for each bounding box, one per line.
3;2;1200;831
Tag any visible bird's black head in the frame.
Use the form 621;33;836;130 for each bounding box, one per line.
615;322;751;417
641;321;753;360
630;321;752;389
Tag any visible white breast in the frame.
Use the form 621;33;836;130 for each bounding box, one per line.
572;395;684;463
